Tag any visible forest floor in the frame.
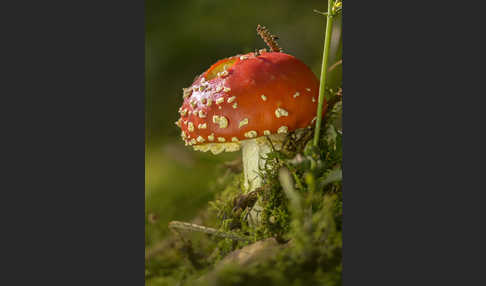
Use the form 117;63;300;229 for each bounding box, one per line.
146;91;342;286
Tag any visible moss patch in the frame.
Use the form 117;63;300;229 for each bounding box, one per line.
146;90;342;286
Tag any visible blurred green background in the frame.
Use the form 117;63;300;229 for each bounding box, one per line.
145;0;342;249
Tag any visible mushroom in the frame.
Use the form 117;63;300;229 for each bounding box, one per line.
176;51;327;223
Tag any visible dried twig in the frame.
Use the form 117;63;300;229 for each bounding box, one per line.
328;59;342;72
168;221;251;242
256;24;282;52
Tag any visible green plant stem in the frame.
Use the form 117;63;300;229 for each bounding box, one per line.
313;0;334;147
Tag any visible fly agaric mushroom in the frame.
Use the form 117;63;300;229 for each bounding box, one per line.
176;50;326;223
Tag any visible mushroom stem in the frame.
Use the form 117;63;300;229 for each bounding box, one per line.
241;138;268;192
241;134;286;225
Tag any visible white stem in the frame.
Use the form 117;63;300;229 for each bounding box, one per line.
241;134;286;225
241;138;270;192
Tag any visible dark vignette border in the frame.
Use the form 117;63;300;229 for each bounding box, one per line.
345;1;485;285
1;0;144;284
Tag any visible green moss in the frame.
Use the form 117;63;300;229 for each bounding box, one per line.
147;90;342;286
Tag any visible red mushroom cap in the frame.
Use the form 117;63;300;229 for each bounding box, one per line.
176;51;326;148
